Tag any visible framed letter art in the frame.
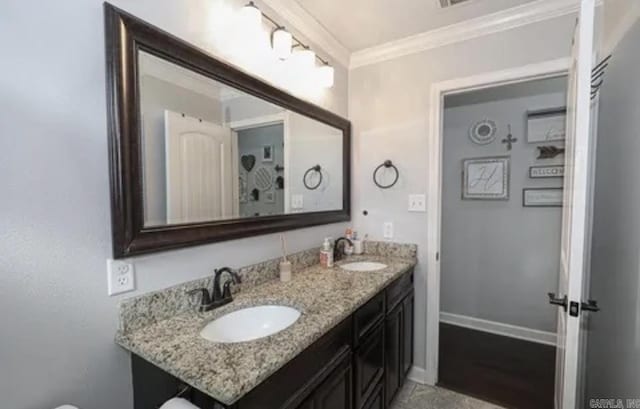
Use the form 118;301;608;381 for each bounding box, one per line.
462;157;510;200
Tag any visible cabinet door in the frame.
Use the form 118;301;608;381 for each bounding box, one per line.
362;381;384;409
354;323;385;409
385;302;403;407
296;397;314;409
314;355;352;409
402;291;415;381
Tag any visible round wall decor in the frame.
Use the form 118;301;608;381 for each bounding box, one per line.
469;119;498;145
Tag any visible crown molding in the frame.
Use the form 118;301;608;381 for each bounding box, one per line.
350;0;581;69
259;0;351;68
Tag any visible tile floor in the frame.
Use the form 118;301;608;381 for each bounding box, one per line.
390;381;505;409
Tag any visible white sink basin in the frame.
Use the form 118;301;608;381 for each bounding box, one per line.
340;261;388;272
200;305;301;343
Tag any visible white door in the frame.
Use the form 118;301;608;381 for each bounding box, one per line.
554;1;596;408
165;110;234;224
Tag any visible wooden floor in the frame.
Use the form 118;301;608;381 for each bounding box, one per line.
438;323;556;409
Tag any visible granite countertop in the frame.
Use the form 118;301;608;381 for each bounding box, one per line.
116;253;416;405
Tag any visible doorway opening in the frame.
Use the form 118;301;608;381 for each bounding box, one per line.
424;59;571;409
439;75;568;408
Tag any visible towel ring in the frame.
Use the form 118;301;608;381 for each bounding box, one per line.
303;164;323;190
373;160;399;189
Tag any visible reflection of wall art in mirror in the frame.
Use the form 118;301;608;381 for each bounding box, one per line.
262;145;274;162
254;167;273;191
276;176;284;190
241;155;256;172
530;165;564;178
462;156;510;200
469;119;498;145
250;188;260;202
526;108;566;143
523;188;563;207
265;191;275;203
239;172;248;203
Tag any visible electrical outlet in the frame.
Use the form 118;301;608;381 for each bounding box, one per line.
409;194;426;212
107;259;135;296
383;222;394;239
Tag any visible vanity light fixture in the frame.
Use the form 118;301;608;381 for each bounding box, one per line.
317;63;335;88
239;1;334;89
240;1;262;29
291;46;316;70
272;27;292;60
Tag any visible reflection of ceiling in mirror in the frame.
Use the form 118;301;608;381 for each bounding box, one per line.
139;51;245;102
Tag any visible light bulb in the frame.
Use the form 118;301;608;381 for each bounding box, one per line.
291;47;316;70
240;1;262;29
272;27;292;60
317;64;334;88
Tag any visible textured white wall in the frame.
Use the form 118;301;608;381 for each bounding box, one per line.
0;1;348;408
349;15;576;371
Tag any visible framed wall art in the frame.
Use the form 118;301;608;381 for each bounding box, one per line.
462;156;510;200
523;188;563;207
529;165;565;178
526;108;566;143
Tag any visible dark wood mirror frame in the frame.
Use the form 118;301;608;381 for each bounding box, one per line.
104;3;351;258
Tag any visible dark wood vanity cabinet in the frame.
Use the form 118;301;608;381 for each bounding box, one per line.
384;275;415;407
129;269;414;409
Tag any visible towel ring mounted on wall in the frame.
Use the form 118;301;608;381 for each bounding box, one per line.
373;160;399;189
303;164;323;190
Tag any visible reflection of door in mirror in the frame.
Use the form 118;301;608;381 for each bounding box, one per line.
164;110;234;224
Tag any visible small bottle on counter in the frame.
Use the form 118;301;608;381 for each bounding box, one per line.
320;237;334;268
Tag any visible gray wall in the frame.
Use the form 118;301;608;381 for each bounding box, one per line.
238;124;285;217
441;81;566;333
349;14;576;370
586;18;640;401
0;1;348;408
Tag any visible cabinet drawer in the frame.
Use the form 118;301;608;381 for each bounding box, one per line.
238;318;352;409
386;270;413;311
353;291;385;346
354;323;384;409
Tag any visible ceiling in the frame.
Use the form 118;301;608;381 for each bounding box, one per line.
294;0;538;51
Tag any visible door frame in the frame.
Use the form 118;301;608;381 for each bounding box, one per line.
424;58;571;385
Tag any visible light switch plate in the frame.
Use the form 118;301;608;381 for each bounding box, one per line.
291;194;304;210
409;194;426;212
107;259;135;296
383;222;394;239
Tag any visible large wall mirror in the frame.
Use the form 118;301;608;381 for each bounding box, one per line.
105;5;350;257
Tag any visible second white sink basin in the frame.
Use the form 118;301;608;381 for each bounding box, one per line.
340;261;388;272
200;305;301;343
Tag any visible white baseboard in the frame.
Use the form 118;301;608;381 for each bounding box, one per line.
407;366;431;385
440;312;557;346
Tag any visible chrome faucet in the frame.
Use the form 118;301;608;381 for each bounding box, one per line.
188;267;242;312
333;237;353;262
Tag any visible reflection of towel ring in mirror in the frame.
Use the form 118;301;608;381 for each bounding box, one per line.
373;160;399;189
303;164;323;190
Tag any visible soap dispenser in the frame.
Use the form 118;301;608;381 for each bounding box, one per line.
320;237;334;268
